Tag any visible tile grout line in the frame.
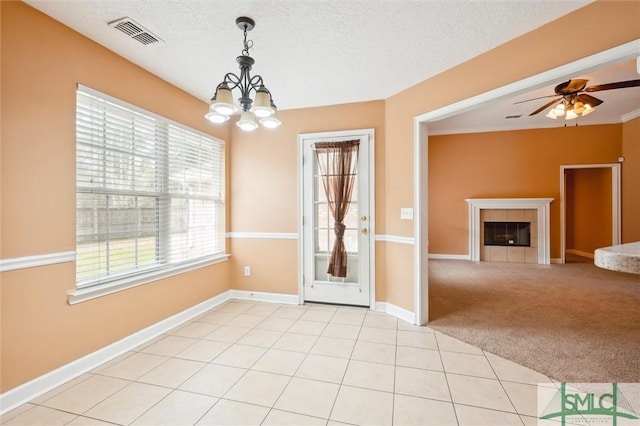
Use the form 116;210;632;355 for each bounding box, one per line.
483;350;528;425
125;347;214;425
390;317;398;425
434;332;461;425
191;302;346;424
189;301;265;425
324;307;369;424
258;303;333;424
31;374;136;424
126;345;218;425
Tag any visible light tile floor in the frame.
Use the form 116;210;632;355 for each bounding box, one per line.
1;300;560;425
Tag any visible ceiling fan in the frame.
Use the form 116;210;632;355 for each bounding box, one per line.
516;78;640;120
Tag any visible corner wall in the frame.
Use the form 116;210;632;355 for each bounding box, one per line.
228;101;387;298
622;117;640;242
0;1;231;392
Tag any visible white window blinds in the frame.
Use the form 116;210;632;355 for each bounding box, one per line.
76;85;225;288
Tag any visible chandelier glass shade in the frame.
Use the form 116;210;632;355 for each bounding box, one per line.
205;17;281;131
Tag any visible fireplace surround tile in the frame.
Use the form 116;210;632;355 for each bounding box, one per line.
490;209;507;221
466;198;553;265
530;223;538;248
524;248;537;263
506;209;525;221
524;209;537;223
488;246;507;262
507;247;525;263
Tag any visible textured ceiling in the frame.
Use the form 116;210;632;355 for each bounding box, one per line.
26;0;590;109
25;0;593;113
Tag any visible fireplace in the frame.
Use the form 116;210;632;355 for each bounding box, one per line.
466;198;553;264
484;222;531;247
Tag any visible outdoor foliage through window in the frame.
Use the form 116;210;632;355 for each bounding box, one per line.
76;86;225;287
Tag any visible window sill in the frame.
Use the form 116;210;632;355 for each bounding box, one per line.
67;254;230;305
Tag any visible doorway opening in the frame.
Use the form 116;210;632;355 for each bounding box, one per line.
560;164;620;264
414;41;636;324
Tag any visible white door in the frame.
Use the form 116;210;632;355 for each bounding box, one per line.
300;130;373;307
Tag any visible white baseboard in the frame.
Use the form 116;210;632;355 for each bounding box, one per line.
565;249;594;259
375;302;415;324
0;290;233;414
428;254;471;260
229;290;298;305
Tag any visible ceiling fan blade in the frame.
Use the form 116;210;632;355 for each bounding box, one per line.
585;79;640;92
514;94;559;105
555;79;589;95
576;93;603;107
529;98;562;116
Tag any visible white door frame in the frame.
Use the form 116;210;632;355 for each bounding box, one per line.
559;163;621;264
297;128;376;308
413;40;638;325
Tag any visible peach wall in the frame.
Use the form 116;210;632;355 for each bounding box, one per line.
230;240;298;295
622;117;640;242
377;242;414;312
568;168;612;253
1;2;231;391
229;102;384;234
428;125;622;257
228;101;385;297
384;0;638;308
1;262;228;391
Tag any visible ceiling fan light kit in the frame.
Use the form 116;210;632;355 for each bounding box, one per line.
517;77;640;122
205;17;281;131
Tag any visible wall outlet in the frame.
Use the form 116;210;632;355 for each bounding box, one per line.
400;208;414;220
244;266;251;277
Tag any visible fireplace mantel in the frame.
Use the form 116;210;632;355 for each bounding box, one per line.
465;198;553;264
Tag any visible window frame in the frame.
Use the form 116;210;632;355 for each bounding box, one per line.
70;85;228;304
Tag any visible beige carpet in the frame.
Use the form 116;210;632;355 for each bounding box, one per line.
428;259;640;383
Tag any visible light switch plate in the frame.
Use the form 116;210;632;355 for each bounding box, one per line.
400;208;413;220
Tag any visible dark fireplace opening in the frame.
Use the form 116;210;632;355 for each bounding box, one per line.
484;222;531;247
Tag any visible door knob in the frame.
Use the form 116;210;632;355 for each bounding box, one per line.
361;228;368;234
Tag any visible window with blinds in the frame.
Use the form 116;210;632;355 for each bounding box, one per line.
76;85;225;288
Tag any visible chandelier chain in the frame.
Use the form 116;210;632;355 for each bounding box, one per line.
242;28;253;57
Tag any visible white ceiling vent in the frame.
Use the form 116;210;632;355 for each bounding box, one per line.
108;17;164;45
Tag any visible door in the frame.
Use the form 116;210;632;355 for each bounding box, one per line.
300;130;373;307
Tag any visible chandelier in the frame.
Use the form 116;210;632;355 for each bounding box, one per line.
205;17;281;131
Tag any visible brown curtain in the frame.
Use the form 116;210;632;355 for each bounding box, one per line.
314;140;359;278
